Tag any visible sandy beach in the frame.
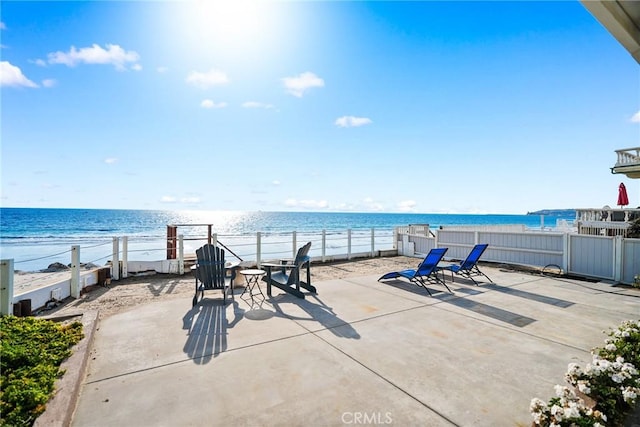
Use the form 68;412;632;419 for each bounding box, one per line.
22;256;422;319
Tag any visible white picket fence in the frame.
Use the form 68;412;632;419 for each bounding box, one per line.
398;229;640;284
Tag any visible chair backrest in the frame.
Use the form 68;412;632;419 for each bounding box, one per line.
293;241;312;266
459;244;489;271
195;244;226;289
416;247;448;276
287;242;312;285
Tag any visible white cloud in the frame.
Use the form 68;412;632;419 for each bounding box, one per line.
160;195;200;204
201;99;227;109
33;59;47;67
131;63;142;71
157;66;168;73
181;197;201;203
0;22;6;30
284;198;329;209
397;200;417;212
630;111;640;123
272;180;280;186
335;116;372;128
282;71;324;97
242;101;274;109
0;61;38;88
41;79;57;88
104;157;118;164
47;44;140;71
186;68;229;89
362;197;384;211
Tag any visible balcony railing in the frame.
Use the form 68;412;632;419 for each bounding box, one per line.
612;147;640;178
575;208;640;236
615;147;640;166
576;208;640;223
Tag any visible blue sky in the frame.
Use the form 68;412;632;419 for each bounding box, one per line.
1;1;638;214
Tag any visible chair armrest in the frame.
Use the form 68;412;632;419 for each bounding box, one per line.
262;262;298;269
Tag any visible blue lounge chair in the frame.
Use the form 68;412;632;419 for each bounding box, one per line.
437;243;492;285
378;247;450;295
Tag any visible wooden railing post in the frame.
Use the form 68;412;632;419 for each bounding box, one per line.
71;245;81;298
112;237;120;281
292;231;297;258
256;232;262;267
122;237;128;279
371;228;375;257
0;259;14;316
178;234;184;275
167;225;177;259
322;230;326;262
347;229;352;260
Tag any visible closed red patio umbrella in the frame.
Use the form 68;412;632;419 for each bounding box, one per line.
618;182;629;207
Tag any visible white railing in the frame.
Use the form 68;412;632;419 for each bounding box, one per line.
615;147;640;167
399;230;640;285
576;208;640;223
4;224;639;316
0;228;398;315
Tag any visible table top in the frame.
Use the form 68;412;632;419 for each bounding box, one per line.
240;269;265;276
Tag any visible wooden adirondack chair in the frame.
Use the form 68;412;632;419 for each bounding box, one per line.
262;242;316;299
192;244;235;306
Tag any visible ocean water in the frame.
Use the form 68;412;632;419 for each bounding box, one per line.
0;208;575;272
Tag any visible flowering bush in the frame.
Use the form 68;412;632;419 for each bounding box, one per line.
530;385;607;426
531;319;640;426
633;275;640;289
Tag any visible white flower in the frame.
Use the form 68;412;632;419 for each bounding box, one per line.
605;343;617;351
611;373;625;383
553;384;566;397
550;404;564;421
624;364;638;376
622;386;638;404
564;403;581;419
567;363;582;375
530;398;547;412
577;380;591;394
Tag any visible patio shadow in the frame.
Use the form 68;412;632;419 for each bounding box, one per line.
482;283;574;308
268;293;361;339
435;294;536;327
182;299;243;364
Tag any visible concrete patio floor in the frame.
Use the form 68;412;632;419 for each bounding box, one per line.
70;266;640;426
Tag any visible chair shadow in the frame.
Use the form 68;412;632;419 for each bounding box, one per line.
147;279;180;296
268;293;361;339
481;283;574;308
182;298;244;365
379;278;453;299
381;278;535;327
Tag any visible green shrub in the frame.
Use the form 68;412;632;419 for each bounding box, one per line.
0;316;83;426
